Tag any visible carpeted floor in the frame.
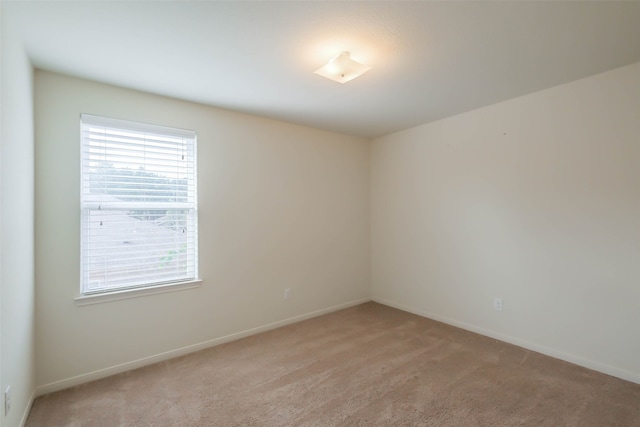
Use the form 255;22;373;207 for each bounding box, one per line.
26;302;640;426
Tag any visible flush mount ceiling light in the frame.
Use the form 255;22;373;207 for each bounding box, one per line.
314;51;371;84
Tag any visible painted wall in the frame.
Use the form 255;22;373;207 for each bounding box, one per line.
34;71;370;392
371;62;640;383
1;6;36;426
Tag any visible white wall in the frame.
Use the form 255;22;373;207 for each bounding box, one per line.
34;71;370;392
1;5;36;426
371;62;640;383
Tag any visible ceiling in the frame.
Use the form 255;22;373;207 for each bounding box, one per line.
5;1;640;138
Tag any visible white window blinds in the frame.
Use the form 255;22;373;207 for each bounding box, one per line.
80;114;198;294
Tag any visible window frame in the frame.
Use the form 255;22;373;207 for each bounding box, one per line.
78;114;199;300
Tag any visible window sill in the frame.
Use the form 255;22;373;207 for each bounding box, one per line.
74;279;202;306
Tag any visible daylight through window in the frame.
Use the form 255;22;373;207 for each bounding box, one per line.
80;114;198;295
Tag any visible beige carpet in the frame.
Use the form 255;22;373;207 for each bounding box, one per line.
26;302;640;426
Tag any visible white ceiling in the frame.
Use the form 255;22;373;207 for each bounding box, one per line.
5;1;640;138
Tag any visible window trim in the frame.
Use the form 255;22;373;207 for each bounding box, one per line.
74;279;202;306
79;114;199;297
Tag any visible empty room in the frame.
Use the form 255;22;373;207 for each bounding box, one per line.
2;1;640;426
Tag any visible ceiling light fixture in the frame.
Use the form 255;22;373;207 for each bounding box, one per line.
314;51;371;84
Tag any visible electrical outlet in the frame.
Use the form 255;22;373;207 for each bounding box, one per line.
284;288;292;300
493;297;503;312
4;386;11;416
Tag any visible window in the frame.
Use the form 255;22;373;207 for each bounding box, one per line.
80;114;198;295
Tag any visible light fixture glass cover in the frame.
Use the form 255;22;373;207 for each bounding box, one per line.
314;51;371;84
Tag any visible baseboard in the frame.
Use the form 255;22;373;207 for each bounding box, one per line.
371;296;640;385
36;297;371;396
20;390;36;427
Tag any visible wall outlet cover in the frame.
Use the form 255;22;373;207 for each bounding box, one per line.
4;385;11;416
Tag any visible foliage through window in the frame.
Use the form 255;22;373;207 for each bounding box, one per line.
81;114;198;294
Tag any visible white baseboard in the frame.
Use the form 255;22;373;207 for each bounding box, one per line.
372;296;640;385
36;297;371;396
20;390;36;427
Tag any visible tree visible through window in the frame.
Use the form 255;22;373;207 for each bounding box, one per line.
80;114;198;295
